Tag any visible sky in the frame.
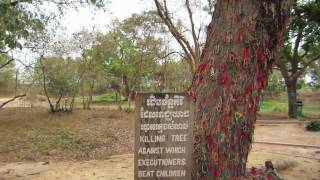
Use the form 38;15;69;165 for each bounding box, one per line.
60;0;154;36
15;0;211;69
15;0;154;68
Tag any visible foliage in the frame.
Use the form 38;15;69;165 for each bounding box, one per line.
36;56;81;112
42;57;79;98
156;60;192;92
0;54;14;87
260;101;288;113
306;120;320;131
83;12;166;99
0;1;44;52
0;0;106;70
265;70;285;96
308;61;320;90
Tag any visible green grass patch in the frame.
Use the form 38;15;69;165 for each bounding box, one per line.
75;91;119;104
92;91;118;103
260;100;288;113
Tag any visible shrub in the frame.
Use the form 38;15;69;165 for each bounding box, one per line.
306;120;320;131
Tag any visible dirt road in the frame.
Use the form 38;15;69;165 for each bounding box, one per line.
0;123;319;180
0;154;134;180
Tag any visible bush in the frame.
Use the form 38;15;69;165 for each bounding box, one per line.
306;120;320;131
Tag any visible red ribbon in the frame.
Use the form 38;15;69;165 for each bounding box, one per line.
199;60;209;73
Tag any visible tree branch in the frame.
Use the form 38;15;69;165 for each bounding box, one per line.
0;94;27;109
154;0;197;72
290;54;320;81
0;68;26;109
185;0;200;62
275;61;289;83
0;58;14;69
292;28;303;65
39;55;54;111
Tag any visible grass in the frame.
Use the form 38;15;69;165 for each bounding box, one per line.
260;98;320;118
0;108;134;162
260;90;320;117
260;100;288;113
74;92;135;110
92;91;118;103
75;91;119;104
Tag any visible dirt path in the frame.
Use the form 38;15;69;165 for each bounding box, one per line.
0;123;319;180
0;154;134;180
0;146;319;180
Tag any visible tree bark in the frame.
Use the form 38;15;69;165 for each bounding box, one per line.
123;75;130;98
287;79;298;118
189;0;292;179
39;56;55;112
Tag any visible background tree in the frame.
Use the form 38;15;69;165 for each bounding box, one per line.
82;12;168;110
0;1;43;59
0;0;105;64
276;0;320;117
154;0;207;73
185;0;292;179
309;61;320;90
155;59;192;92
0;0;106;109
120;12;167;93
37;56;81;112
69;30;103;110
0;54;15;94
264;70;285;97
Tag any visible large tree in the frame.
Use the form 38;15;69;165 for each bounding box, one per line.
276;0;320;118
184;0;292;179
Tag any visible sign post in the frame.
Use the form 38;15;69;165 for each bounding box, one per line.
135;93;195;180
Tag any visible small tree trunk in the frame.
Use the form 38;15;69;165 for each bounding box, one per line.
287;79;297;118
39;56;55;113
82;95;86;109
87;82;94;110
123;75;130;98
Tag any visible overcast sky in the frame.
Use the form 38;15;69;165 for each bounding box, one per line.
15;0;211;69
60;0;154;35
15;0;154;67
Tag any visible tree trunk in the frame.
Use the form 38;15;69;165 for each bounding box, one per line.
123;75;131;98
287;79;297;118
87;81;94;110
189;0;292;179
39;56;55;113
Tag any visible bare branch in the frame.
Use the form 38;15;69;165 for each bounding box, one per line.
154;0;198;72
0;94;27;109
153;51;181;61
0;68;26;109
13;58;34;68
0;58;14;69
185;0;200;62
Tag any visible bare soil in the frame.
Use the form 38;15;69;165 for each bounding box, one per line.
0;108;134;163
1;90;320;180
0;107;319;180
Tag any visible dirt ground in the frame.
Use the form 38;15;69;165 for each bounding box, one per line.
0;108;319;180
1;92;320;180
